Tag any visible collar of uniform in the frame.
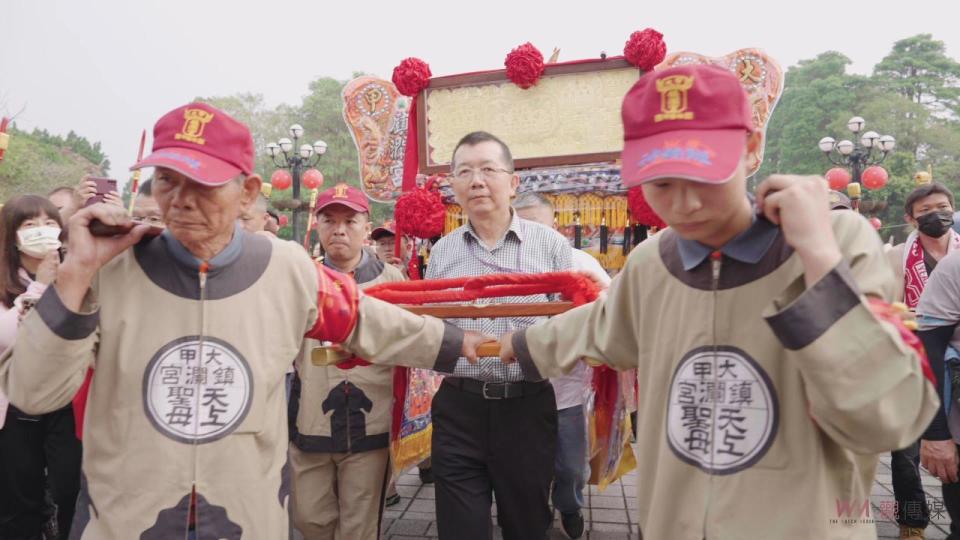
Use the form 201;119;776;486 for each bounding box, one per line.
322;248;384;284
464;210;524;247
161;222;245;271
676;214;779;271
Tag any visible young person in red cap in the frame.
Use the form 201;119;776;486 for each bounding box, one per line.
289;182;405;540
0;102;485;539
371;220;414;278
498;65;938;539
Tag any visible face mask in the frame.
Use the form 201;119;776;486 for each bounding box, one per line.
16;226;62;258
917;210;955;239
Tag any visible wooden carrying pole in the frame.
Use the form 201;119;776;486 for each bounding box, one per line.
311;301;574;366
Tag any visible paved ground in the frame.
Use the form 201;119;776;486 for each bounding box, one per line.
873;453;952;539
380;452;954;539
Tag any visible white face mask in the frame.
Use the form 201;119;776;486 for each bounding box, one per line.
16;226;62;258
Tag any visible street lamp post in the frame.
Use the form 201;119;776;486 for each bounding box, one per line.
266;124;328;243
818;116;896;210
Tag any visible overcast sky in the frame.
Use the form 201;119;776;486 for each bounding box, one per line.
2;0;958;184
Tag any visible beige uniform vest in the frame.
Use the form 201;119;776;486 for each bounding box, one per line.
513;211;939;539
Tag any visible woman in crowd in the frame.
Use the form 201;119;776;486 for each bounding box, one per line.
0;194;81;540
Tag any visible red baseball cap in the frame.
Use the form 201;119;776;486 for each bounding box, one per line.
131;102;254;186
621;65;754;187
371;220;396;240
315;183;369;214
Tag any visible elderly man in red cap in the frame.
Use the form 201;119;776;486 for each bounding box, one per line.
289;182;405;539
499;65;938;539
0;102;485;539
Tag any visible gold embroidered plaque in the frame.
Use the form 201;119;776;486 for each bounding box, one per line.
419;59;639;173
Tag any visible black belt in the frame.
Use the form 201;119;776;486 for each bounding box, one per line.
444;377;548;400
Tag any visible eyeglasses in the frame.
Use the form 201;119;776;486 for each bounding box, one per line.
451;166;514;182
133;216;165;226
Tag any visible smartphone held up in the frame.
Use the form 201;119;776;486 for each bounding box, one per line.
83;177;118;208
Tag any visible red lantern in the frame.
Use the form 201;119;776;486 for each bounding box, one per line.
278;214;289;228
302;169;324;190
862;166;889;190
825;167;851;191
271;170;292;191
869;216;882;230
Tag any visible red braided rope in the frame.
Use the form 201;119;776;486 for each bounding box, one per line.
364;271;599;307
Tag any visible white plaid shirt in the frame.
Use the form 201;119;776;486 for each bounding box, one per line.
425;210;573;382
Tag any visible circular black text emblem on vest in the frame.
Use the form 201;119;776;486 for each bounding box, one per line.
665;345;779;475
142;336;254;444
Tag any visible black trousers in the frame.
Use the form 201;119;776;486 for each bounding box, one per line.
431;380;557;540
0;404;82;540
943;447;960;540
891;442;929;528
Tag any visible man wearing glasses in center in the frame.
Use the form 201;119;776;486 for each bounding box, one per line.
424;131;573;540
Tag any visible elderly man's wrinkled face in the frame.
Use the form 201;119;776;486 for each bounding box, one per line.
152;167;258;248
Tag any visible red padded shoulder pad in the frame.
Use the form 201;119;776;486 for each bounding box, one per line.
304;262;360;343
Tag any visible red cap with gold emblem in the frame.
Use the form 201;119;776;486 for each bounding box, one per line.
621;64;755;187
315;183;369;214
131;102;255;186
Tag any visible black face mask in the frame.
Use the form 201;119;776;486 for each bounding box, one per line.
917;210;955;238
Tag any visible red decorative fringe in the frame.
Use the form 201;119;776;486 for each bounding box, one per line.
868;298;935;384
365;271;600;307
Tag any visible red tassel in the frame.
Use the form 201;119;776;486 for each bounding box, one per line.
408;252;421;280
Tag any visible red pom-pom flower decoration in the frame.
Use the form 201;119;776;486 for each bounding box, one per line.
624;28;667;71
627;187;666;229
394;178;446;239
392;57;432;97
504;42;546;89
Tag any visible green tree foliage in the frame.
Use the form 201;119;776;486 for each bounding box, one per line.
27;128;110;172
874;34;960;115
757;52;861;182
0;126;104;204
757;36;960;242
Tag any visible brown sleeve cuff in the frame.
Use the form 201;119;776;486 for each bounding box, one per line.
513;329;544;381
432;322;463;373
765;262;862;351
35;287;99;341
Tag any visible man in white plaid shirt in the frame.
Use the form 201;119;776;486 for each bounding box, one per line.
425;131;572;540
